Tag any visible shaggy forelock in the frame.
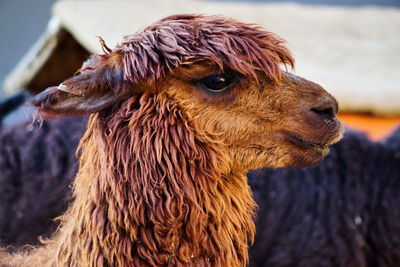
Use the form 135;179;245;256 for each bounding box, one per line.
112;14;294;84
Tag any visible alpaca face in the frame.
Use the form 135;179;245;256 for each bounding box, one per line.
161;62;344;169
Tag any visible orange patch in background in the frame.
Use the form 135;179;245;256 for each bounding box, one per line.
338;113;400;141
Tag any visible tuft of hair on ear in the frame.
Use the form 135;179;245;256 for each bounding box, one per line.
97;36;112;54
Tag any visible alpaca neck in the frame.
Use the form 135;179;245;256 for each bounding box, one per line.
58;166;255;267
29;94;256;267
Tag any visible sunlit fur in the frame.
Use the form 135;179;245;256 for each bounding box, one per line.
0;14;342;266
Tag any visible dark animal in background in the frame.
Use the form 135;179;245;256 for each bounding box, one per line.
0;113;87;247
249;127;400;267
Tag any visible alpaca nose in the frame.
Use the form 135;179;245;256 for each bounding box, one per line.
310;96;338;121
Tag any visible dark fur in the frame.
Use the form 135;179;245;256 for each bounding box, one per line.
1;98;399;266
0;114;87;248
249;127;400;267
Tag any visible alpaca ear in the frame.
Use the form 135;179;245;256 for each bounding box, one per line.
30;54;124;118
30;85;115;118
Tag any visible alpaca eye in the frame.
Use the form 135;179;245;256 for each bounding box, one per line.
199;73;234;93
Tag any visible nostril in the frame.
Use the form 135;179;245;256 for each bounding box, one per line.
311;107;335;120
310;96;338;121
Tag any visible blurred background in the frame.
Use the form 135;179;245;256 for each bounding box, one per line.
1;0;400;138
0;0;58;99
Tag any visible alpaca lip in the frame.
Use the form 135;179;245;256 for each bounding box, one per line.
284;131;330;154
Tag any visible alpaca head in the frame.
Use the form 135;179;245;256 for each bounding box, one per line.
32;14;343;171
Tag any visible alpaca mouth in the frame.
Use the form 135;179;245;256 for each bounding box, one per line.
284;131;331;155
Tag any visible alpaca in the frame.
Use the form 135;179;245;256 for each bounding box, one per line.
0;14;343;266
